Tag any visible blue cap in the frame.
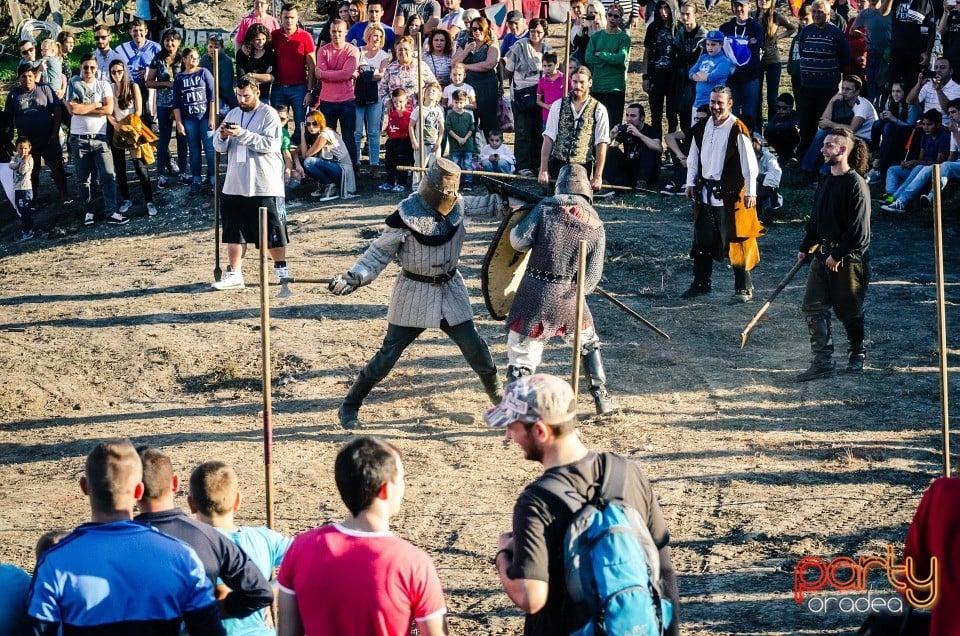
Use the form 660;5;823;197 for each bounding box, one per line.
706;30;725;42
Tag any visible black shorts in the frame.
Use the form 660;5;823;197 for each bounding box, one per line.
220;194;289;249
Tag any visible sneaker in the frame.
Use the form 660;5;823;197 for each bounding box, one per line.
391;184;406;193
275;265;290;283
319;184;339;201
518;168;534;177
212;267;245;290
83;212;95;226
63;198;77;208
119;199;133;215
168;159;180;175
881;199;907;214
107;212;129;225
342;191;359;199
920;193;933;208
146;202;159;217
311;186;325;197
729;289;754;304
179;174;193;186
881;193;895;204
378;183;394;191
157;175;170;189
660;183;683;196
20;229;35;240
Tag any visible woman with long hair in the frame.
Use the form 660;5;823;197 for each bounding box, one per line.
585;2;630;124
870;81;919;178
107;59;156;217
236;23;276;102
505;18;550;175
424;28;453;86
754;0;796;124
452;16;500;135
403;14;425;53
145;28;187;188
172;47;216;192
300;109;357;200
56;31;75;79
356;23;391;177
642;0;679;136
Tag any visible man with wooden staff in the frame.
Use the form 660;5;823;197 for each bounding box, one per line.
795;127;871;380
504;163;620;415
328;157;503;428
682;85;763;303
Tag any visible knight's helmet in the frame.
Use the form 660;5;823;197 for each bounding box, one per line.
555;163;593;204
418;157;461;215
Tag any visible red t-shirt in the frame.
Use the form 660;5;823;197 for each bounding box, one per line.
904;477;960;635
277;524;446;636
271;28;315;87
387;107;412;139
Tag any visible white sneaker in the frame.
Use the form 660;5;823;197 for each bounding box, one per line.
341;191;359;199
83;212;95;226
275;265;290;283
146;203;159;216
319;184;338;201
212;268;245;290
119;199;132;214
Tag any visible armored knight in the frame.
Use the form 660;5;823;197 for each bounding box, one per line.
328;158;503;428
504;163;620;415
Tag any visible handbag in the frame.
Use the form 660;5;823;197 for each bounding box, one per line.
512;85;539;113
498;94;515;132
355;68;379;106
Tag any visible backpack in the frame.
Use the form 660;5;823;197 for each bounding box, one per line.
534;453;674;636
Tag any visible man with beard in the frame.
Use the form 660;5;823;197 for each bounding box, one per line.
488;373;680;636
683;86;763;302
211;77;290;290
539;66;610;190
505;164;619;414
328;158;502;428
796;127;871;380
603;103;662;190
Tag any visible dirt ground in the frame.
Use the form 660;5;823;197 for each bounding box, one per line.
1;8;958;635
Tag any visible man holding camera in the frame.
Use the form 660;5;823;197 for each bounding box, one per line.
602;103;662;190
907;56;960;117
211;77;290;291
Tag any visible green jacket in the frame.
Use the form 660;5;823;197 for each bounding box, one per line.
585;29;631;93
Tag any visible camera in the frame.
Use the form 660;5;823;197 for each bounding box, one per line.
923;69;937;79
586;12;596;20
226;122;240;129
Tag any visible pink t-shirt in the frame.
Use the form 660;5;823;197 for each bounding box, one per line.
277;524;447;636
537;72;564;122
235;13;281;47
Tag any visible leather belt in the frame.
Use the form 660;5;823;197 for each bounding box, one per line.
401;268;458;285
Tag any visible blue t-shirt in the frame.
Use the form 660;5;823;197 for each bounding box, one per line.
920;128;951;160
217;526;292;636
174;68;216;120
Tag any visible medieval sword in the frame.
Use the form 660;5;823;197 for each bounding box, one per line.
739;256;809;350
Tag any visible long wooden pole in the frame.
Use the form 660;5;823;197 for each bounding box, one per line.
932;164;952;477
212;52;222;281
417;31;425;171
397;165;637;191
259;206;276;528
570;240;587;395
563;10;572;98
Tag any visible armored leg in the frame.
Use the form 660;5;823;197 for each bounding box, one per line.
580;339;621;415
797;311;836;382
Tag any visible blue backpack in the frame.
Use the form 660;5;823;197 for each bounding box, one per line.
534;453;674;636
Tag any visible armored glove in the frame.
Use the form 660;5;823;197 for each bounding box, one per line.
328;272;362;295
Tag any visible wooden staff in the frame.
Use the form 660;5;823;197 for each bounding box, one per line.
570;239;587;396
417;31;425;170
397;165;637;191
563;10;572;98
213;51;222;281
932;164;952;477
259;206;276;528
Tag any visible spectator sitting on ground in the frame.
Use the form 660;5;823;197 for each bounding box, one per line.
763;93;801;162
602;101;662;190
870;81;919;183
277;436;449;635
906;56;960;119
799;74;877;177
479;128;516;173
277;104;304;188
661;104;710;195
300;109;358;200
0;562;30;635
134;446;275;621
881;107;954;214
189;461;293;636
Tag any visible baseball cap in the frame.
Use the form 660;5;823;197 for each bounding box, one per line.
484;374;578;428
732;0;749;5
507;9;524;23
705;29;725;42
17;60;42;76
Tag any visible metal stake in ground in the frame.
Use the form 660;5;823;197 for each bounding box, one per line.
570;239;587;396
213;52;222;281
259;206;276;529
739;255;809;350
931;163;952;476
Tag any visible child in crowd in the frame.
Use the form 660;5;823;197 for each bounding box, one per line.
189;461;292;636
566;57;581;92
752;133;783;224
479;128;515;174
688;30;731;124
276;105;303;189
536;52;564;129
410;81;444;184
445;89;478;188
382;87;414;192
10;138;36;240
661;105;709;196
39;39;64;98
442;63;476;110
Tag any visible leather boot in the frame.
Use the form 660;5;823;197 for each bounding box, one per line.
338;372;377;428
681;253;713;298
844;318;866;373
581;348;621;414
480;371;503;404
797;313;836;381
506;364;532;385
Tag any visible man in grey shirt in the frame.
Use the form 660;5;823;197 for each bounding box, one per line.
211;77;290;290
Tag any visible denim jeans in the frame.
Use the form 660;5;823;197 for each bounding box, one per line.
72;133;118;214
182;118;215;184
271;84;308;135
481;157;515;173
448;151;475;184
886;164;919;196
320;100;358;167
800;129;830;174
730;79;760;128
156;105;187;178
356;100;384;166
302;156;342;185
894;161;960;202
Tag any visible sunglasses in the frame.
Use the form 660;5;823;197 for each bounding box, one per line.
471;25;483;31
81;65;97;70
20;47;34;55
110;69;124;74
606;12;621;16
305;122;320;127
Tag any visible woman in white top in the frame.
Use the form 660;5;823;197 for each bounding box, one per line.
300;110;357;200
356;23;392;178
107;59;157;217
